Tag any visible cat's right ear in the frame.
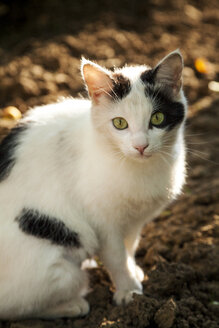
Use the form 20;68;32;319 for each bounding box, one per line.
81;58;113;105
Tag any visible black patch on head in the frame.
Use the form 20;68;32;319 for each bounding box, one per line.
0;124;28;182
16;208;81;248
140;68;157;85
145;85;185;130
110;73;131;100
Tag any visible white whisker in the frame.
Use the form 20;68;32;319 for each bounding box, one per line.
106;80;120;101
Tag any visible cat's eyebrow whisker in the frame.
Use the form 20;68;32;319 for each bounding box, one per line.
150;89;162;108
106;80;120;101
151;85;164;108
98;87;114;99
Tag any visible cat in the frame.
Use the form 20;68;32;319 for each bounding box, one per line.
0;50;186;319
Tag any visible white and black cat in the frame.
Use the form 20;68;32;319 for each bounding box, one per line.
0;50;186;319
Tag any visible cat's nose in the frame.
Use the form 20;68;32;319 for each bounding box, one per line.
134;144;148;155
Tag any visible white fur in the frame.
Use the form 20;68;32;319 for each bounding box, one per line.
0;57;186;319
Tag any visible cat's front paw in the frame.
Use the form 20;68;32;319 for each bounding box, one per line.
71;298;90;317
113;288;143;305
135;265;144;282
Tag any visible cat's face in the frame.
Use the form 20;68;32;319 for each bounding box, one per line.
82;51;186;162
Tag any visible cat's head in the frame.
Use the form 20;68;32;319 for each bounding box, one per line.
81;50;187;162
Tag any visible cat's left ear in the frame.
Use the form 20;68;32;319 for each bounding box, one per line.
81;58;113;105
154;50;183;96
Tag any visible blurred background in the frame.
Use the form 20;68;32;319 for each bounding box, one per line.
0;0;218;115
0;1;218;327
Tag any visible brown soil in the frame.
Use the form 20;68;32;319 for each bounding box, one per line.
0;0;218;327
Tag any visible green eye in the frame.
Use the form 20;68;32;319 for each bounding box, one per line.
112;117;128;130
150;112;165;126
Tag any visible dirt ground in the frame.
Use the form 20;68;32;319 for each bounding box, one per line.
0;0;218;327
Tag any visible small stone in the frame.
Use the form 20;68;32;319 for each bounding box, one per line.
154;298;177;328
144;247;158;266
2;106;22;120
208;81;219;92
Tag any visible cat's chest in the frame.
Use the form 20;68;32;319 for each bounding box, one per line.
76;158;172;221
108;174;170;220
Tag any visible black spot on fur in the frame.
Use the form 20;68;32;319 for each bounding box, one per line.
16;208;81;248
0;124;28;182
111;73;131;100
140;68;157;85
145;85;185;130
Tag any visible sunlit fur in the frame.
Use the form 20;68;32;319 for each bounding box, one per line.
0;54;186;319
91;65;186;165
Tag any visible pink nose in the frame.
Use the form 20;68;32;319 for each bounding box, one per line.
134;144;148;155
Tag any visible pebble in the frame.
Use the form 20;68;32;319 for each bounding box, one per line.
1;106;22;120
154;298;177;328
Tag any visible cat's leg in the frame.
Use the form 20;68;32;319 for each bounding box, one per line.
0;259;90;320
37;256;90;319
127;255;144;283
125;230;144;283
99;232;143;305
0;235;90;320
37;297;89;319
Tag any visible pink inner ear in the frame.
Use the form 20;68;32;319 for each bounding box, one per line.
83;63;113;104
172;67;182;93
92;88;104;102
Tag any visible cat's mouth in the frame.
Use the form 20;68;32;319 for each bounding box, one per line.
143;153;152;158
130;152;152;161
140;153;152;160
138;153;152;159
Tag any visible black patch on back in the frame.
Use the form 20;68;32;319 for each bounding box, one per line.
110;73;131;100
16;208;81;248
0;124;28;182
145;85;185;130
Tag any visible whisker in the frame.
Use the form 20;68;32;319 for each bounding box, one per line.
158;150;175;159
185;147;211;157
159;148;192;169
184;132;210;137
161;145;177;152
100;88;114;99
186;141;212;145
186;150;219;165
106;80;120;101
158;152;173;169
